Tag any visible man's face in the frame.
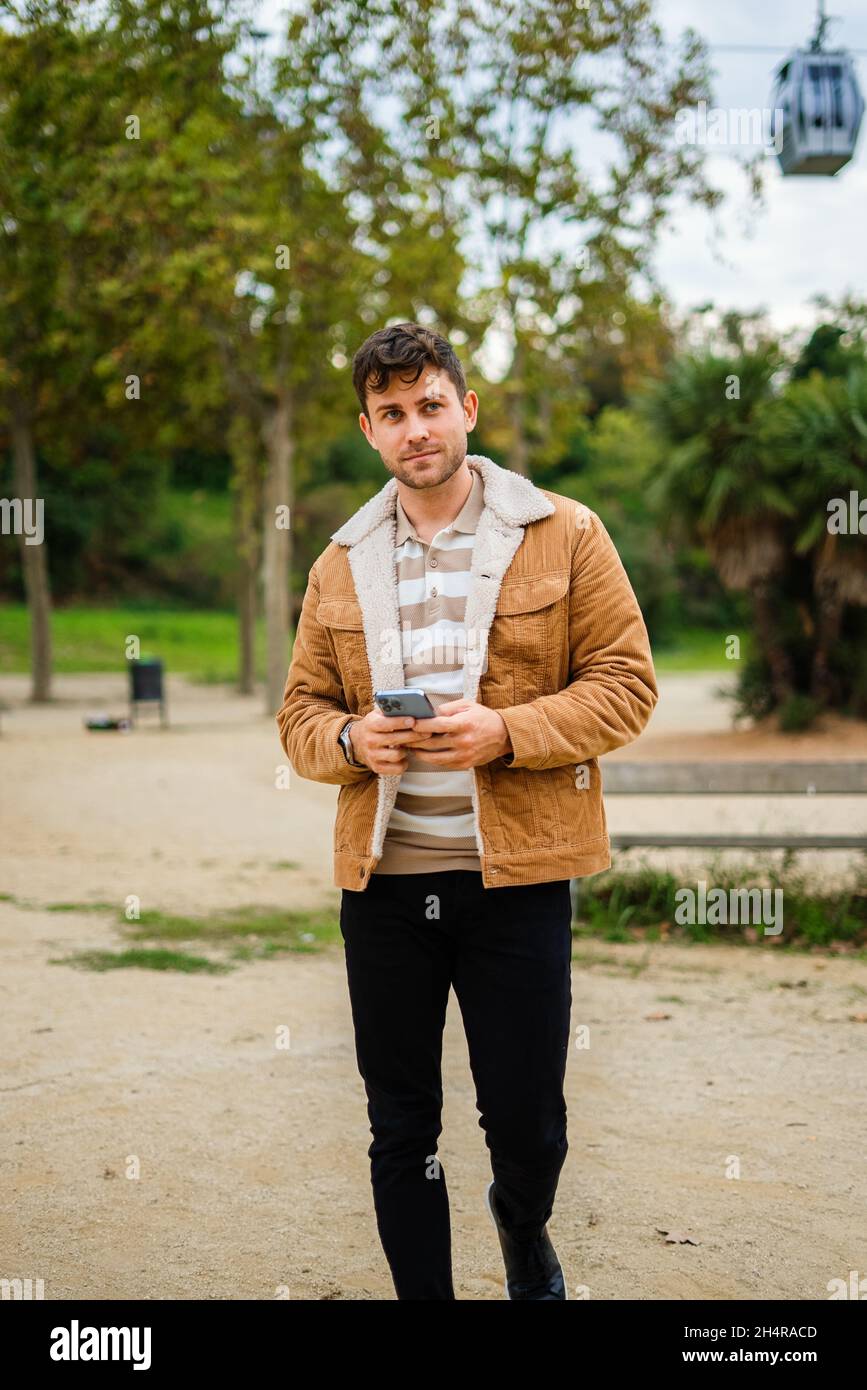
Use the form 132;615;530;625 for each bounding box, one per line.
359;366;478;490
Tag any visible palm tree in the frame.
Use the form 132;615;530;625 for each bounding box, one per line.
757;364;867;705
640;348;797;704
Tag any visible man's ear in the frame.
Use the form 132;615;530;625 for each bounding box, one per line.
358;411;375;447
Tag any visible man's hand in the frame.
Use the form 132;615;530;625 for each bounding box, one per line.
404;699;512;770
347;709;419;776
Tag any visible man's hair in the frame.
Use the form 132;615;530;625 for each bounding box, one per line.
351;321;468;418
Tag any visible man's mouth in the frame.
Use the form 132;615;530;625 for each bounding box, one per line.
405;448;439;461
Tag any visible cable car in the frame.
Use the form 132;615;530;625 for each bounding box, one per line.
770;2;864;175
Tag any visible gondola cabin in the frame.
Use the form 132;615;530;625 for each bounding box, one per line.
770;49;864;175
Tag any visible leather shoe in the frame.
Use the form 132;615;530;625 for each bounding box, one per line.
485;1180;567;1300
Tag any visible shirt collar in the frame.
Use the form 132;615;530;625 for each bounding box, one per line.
394;467;485;545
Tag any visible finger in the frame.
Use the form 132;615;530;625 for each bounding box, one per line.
373;728;423;745
409;715;462;734
435;699;471;714
370;712;415;731
379;747;409;764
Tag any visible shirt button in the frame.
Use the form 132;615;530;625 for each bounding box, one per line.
429;557;438;568
431;587;438;597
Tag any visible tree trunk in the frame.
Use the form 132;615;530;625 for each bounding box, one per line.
229;412;261;696
236;505;258;696
261;386;294;716
752;580;795;708
506;339;531;477
810;575;844;706
11;401;53;702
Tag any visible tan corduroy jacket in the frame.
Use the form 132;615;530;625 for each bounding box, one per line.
276;454;659;890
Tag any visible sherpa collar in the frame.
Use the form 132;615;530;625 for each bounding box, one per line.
331;453;554;547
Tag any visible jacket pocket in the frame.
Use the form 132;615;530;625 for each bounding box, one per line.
492;569;570;702
528;759;605;850
317;597;370;697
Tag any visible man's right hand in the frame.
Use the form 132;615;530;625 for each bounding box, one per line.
348;710;418;776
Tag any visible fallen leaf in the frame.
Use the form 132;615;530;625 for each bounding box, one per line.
656;1227;700;1245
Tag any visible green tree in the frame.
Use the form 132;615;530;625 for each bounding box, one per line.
757;363;867;708
297;0;730;476
0;0;113;699
640;348;797;704
642;342;867;723
83;0;381;710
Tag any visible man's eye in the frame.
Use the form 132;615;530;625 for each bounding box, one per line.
387;403;441;419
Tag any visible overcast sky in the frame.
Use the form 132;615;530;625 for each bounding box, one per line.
255;0;866;342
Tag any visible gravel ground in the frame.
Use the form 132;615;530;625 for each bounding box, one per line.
1;672;865;1300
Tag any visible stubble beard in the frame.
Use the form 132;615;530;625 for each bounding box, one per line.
392;439;465;491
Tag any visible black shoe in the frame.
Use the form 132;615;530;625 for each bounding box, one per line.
485;1180;567;1300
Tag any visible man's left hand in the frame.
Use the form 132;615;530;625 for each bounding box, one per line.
404;699;512;769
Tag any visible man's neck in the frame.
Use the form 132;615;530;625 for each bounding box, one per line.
396;459;474;544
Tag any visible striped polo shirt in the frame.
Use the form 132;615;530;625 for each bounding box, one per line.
373;468;485;875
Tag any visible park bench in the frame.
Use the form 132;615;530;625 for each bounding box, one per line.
598;760;867;852
569;760;867;918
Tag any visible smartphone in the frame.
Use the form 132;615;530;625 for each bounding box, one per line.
374;688;436;718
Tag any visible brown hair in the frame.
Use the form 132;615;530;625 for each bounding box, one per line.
351;321;468;418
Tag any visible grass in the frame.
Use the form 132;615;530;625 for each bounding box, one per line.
51;947;231;973
650;627;740;673
571;854;867;951
0;603;733;679
1;896;120;913
122;904;340;947
35;901;342;972
0;891;341;972
45;900;118;913
6;860;866;971
0;603;275;682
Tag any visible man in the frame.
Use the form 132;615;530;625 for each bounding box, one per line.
276;321;658;1300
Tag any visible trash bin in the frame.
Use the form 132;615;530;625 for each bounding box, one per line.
129;658;168;727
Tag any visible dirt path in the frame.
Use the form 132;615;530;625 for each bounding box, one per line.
2;673;866;1300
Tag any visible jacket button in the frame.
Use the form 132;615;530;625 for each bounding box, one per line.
358;866;365;879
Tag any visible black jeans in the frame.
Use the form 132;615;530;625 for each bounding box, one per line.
338;870;573;1300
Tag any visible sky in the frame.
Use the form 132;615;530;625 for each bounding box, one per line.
253;0;867;348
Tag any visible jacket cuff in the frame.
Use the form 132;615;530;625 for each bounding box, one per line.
498;703;547;769
336;714;371;778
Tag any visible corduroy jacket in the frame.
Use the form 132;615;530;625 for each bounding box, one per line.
276;454;659;890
